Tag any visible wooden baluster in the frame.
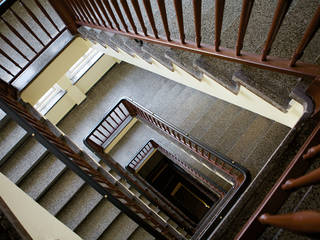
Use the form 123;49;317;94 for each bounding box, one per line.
74;0;92;23
70;0;89;23
9;8;45;46
157;0;171;41
236;0;254;56
215;0;225;51
143;0;158;38
89;0;108;28
173;0;185;44
193;0;202;47
34;0;60;31
282;166;320;190
65;0;81;21
120;0;138;34
303;143;320;159
259;211;320;233
0;65;14;77
83;0;101;26
290;5;320;66
102;0;121;30
1;17;37;54
0;48;22;69
95;0;113;29
261;0;292;61
19;1;52;39
111;0;129;32
131;0;147;36
0;33;30;61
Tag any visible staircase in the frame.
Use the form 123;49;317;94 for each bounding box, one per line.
0;62;290;239
73;0;319;127
0;0;320;239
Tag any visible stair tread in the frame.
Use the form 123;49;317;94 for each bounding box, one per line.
214;109;258;154
194;55;240;93
98;213;138;240
1;137;47;184
200;104;244;148
38;169;84;216
245;122;289;177
165;48;203;80
125;38;152;63
75;200;121;240
226;116;274;173
57;184;103;230
110;34;135;56
142;42;173;71
0;121;28;164
19;153;66;200
128;227;155;240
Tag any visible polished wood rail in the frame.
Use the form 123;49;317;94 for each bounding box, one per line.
49;0;320;78
0;0;68;85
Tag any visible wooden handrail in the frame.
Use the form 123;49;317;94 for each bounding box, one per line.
49;0;319;79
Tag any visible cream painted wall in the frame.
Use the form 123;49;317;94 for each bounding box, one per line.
21;37;92;106
0;173;82;240
93;44;304;128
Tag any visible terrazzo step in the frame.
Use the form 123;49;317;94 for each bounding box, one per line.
0;120;28;165
38;169;85;216
165;48;203;80
128;227;155;240
109;34;135;57
194;55;240;94
0;109;9;129
141;42;173;71
98;213;138;240
124;38;152;63
75;200;121;240
18;154;66;200
0;137;48;184
244;122;289;176
259;157;320;239
57;184;103;230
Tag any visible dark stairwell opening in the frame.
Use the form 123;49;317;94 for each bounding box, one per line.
137;148;218;224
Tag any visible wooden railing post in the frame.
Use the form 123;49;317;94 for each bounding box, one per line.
49;0;78;35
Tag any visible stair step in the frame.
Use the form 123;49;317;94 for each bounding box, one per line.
98;213;138;240
189;98;228;140
226;116;274;170
75;200;121;240
18;153;66;200
165;48;203;80
200;104;244;148
0;137;47;184
0;109;9;129
233;68;301;112
213;109;257;154
128;227;155;240
125;38;152;63
245;122;289;177
194;55;240;93
38;169;84;215
142;42;173;71
57;184;103;230
0;121;28;165
109;34;135;56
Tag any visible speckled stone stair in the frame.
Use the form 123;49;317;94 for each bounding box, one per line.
258;156;320;240
0;120;28;165
0;109;9;129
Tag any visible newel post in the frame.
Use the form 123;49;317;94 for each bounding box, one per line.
49;0;79;35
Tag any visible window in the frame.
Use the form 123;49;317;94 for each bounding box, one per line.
34;83;65;115
66;47;104;84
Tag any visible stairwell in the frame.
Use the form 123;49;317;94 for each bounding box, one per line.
0;62;289;239
0;0;320;239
